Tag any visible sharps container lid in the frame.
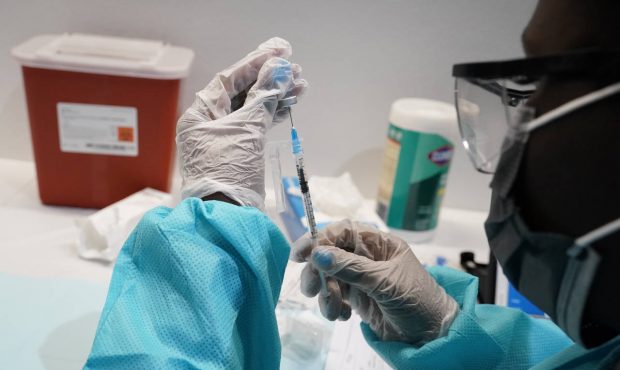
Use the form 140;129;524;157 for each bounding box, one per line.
12;33;194;80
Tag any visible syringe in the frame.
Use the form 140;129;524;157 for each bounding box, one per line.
277;97;328;296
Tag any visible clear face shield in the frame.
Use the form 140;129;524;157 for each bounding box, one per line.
454;77;534;173
452;50;620;174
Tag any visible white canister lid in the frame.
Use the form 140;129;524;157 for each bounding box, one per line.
12;33;194;80
389;98;459;143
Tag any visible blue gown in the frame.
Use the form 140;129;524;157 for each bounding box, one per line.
84;199;290;369
85;199;620;369
364;266;620;369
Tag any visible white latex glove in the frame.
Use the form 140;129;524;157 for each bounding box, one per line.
291;219;459;346
177;37;308;209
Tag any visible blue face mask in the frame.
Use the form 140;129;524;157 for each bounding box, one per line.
484;83;620;346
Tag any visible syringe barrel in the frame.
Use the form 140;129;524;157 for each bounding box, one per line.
286;111;327;295
295;160;310;196
302;190;317;235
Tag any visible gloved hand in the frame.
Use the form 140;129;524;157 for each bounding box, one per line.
291;220;459;346
177;37;308;209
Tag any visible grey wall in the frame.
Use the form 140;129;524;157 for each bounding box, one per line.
0;0;537;211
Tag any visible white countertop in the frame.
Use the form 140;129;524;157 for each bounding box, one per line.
0;158;490;369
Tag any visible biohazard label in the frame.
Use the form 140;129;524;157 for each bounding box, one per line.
57;103;138;156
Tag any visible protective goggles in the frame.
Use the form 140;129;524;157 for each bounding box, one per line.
452;50;620;173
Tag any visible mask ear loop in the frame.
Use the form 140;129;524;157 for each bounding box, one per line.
557;218;620;344
548;82;620;342
523;81;620;133
575;218;620;248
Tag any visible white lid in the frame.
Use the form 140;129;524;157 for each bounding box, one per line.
389;227;436;244
389;98;458;142
12;33;194;79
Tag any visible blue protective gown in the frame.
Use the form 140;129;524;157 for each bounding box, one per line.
85;199;290;369
363;266;620;369
85;199;620;369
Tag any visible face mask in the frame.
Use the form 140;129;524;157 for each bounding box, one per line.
484;82;620;345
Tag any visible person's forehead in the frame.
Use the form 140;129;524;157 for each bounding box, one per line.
522;0;618;57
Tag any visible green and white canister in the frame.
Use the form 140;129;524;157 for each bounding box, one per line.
376;98;457;243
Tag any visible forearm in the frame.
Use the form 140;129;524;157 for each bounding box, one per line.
201;191;241;206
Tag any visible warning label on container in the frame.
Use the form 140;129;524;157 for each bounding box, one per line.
57;103;138;156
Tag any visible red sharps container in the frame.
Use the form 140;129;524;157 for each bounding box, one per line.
12;33;194;208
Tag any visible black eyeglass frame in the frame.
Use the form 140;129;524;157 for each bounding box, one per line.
453;49;620;105
453;49;620;81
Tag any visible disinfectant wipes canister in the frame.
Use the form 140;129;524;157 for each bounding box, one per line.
376;98;457;243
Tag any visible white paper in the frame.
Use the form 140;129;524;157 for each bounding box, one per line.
57;102;138;156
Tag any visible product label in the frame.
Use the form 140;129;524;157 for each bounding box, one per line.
428;145;453;166
57;103;138;156
376;123;453;232
376;136;401;220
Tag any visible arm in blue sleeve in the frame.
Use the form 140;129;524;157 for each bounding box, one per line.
362;266;574;370
84;198;290;370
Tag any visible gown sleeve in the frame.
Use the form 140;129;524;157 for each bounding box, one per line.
84;198;290;370
362;265;574;370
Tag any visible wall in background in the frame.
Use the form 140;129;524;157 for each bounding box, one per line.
0;0;537;211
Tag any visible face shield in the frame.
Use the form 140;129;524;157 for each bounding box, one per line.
452;50;620;174
454;77;534;173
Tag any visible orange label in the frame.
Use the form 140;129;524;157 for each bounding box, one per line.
117;127;135;142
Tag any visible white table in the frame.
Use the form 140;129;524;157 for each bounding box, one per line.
0;158;489;369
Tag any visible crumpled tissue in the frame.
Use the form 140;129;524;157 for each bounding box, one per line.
76;188;172;262
308;173;388;231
